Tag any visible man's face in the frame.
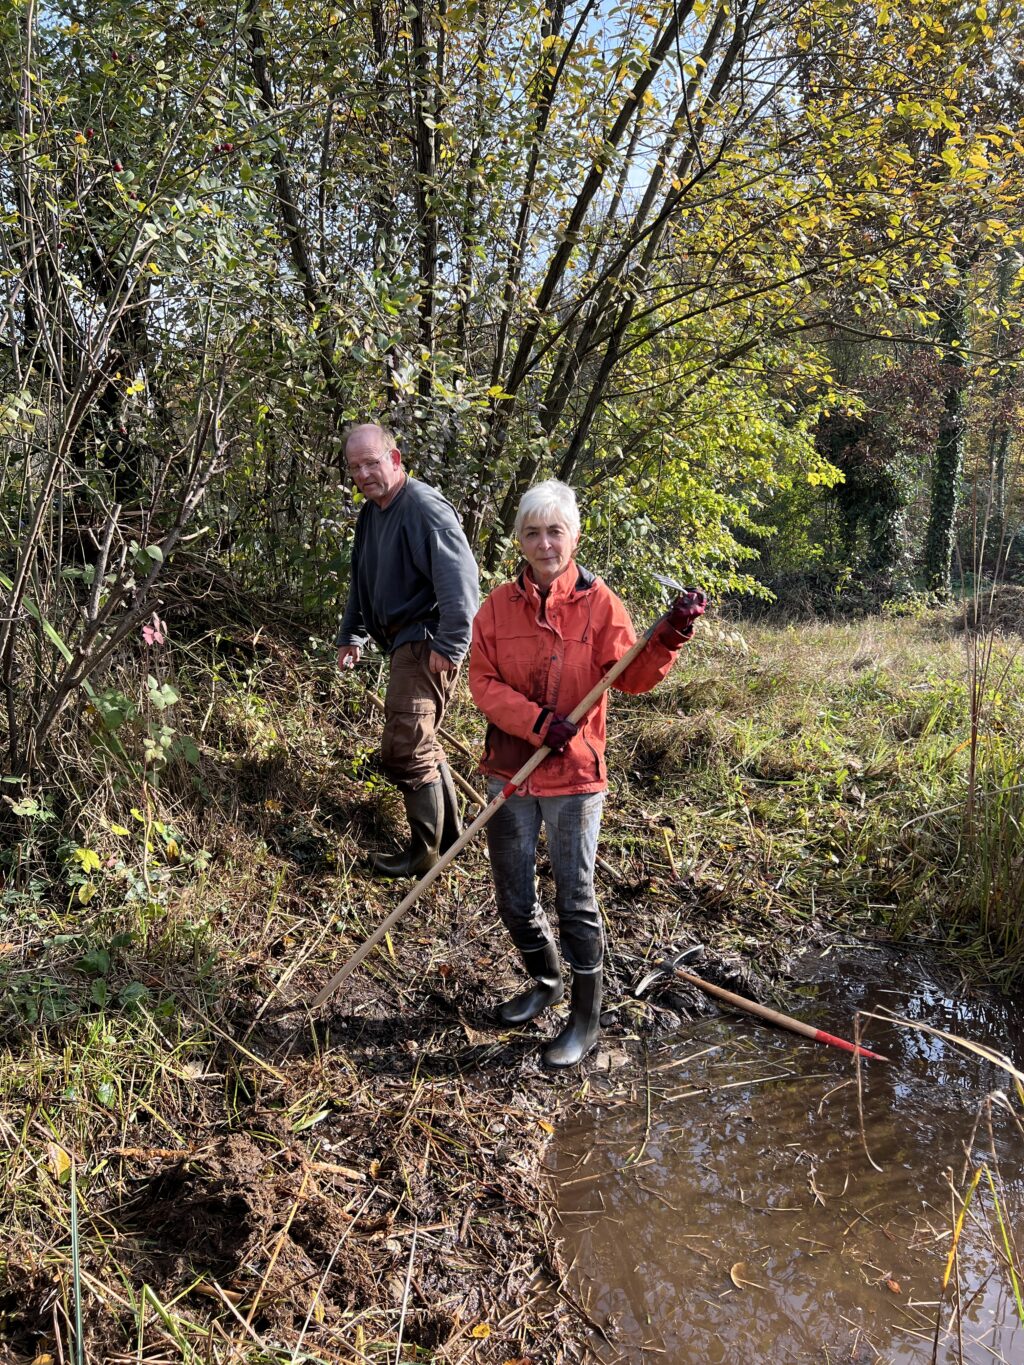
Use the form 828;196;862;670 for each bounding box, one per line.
345;433;403;506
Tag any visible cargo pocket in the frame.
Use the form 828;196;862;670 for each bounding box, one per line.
381;698;438;786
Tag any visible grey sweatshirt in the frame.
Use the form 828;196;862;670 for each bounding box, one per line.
336;477;479;662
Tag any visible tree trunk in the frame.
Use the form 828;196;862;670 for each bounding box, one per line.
923;290;968;597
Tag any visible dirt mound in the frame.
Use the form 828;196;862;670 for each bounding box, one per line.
111;1130;375;1331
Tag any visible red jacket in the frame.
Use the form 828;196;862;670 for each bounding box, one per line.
470;560;682;795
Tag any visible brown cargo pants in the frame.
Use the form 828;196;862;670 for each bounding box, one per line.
380;641;459;789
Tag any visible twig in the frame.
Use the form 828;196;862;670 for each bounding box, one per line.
394;1220;419;1364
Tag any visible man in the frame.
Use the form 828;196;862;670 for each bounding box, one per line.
337;424;479;877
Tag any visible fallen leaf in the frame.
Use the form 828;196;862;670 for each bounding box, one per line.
471;1322;491;1339
729;1261;767;1290
885;1278;901;1294
536;1119;554;1134
597;1045;630;1071
47;1142;71;1184
462;1022;490;1045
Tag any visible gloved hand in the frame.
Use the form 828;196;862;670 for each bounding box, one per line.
662;588;708;647
545;715;578;753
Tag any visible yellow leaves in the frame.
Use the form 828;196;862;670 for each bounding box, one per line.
74;132;87;146
536;1118;555;1134
47;1142;72;1184
78;882;97;905
109;823;130;836
73;847;102;873
471;1322;491;1339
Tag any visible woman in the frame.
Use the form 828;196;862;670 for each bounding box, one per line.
469;480;705;1067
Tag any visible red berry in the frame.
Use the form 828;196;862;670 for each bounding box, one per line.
85;127;94;139
222;141;234;152
112;160;123;172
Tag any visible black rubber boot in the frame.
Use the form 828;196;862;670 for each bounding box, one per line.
438;762;462;854
370;781;443;878
542;969;603;1068
498;942;564;1025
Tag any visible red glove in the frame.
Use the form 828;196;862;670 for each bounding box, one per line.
545;715;578;753
661;588;707;647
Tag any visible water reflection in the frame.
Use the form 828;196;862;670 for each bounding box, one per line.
551;949;1024;1364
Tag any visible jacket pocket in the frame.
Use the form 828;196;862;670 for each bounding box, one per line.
582;736;603;783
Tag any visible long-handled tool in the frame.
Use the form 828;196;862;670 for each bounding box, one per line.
307;605;677;1012
635;946;887;1062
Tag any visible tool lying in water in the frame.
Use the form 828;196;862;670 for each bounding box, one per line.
635;946;887;1062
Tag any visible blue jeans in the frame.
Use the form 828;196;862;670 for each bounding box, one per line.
485;779;605;972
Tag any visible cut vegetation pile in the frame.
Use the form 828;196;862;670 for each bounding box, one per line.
2;607;1023;1361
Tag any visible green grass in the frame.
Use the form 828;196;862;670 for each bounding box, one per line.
608;611;1024;979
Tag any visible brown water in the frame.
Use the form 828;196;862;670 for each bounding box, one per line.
551;948;1024;1364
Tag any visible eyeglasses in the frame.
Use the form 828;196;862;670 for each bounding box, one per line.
347;456;387;478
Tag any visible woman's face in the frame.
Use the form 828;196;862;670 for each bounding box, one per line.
519;511;580;588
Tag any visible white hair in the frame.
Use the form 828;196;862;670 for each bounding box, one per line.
514;480;580;540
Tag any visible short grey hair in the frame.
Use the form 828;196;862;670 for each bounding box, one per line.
515;479;581;540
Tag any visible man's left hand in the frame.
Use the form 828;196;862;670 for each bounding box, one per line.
429;649;456;674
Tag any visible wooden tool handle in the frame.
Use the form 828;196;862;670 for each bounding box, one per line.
671;965;886;1062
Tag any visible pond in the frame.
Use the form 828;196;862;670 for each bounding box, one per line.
550;948;1024;1364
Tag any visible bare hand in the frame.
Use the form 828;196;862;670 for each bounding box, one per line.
429;649;455;674
337;644;361;671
